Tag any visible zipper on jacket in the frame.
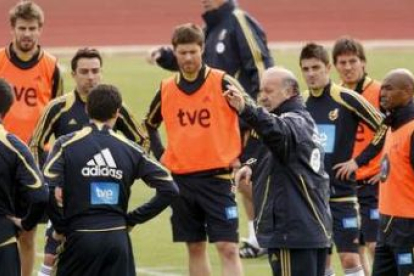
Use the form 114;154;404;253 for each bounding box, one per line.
256;175;271;233
383;216;394;233
299;175;331;240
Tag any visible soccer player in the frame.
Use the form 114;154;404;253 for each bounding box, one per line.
0;2;63;275
0;78;48;276
44;84;178;276
30;48;149;276
372;69;414;276
300;43;383;276
149;0;274;257
229;67;332;276
145;23;247;276
332;37;383;275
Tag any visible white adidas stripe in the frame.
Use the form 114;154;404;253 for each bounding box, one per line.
86;148;117;168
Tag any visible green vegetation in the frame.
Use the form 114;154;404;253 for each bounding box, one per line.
34;48;414;275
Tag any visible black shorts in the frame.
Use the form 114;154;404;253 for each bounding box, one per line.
0;241;20;276
44;222;62;255
171;174;239;243
268;248;328;276
373;243;414;276
357;182;379;244
56;230;135;276
330;200;360;253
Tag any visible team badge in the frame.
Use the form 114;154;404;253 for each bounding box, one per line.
328;108;339;121
216;42;225;54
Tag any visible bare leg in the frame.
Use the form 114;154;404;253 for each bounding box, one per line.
187;242;211;276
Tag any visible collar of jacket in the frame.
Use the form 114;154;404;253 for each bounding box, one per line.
202;1;235;27
89;122;112;132
273;95;305;116
309;81;331;98
385;101;414;131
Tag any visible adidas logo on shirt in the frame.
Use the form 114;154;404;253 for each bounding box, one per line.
81;148;123;180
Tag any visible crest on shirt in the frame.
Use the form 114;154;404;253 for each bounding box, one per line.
216;42;225;54
328;108;339;121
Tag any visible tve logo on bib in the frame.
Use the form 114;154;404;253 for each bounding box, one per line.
90;182;120;205
317;124;336;153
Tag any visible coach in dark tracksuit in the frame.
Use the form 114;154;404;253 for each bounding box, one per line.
0;79;48;276
44;84;178;276
228;67;332;276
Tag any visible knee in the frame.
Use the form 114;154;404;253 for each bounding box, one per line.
19;230;37;249
43;254;56;266
187;242;207;257
216;242;239;261
339;252;361;269
367;242;377;256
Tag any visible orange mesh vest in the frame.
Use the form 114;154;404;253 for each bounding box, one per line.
0;48;57;143
160;68;241;174
352;79;382;179
379;120;414;218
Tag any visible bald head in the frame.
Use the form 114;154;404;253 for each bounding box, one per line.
380;68;414;111
259;67;300;111
384;68;414;94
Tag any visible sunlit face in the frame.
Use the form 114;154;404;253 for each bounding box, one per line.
300;58;331;90
380;76;410;111
335;53;365;87
258;74;289;112
174;43;203;75
72;58;102;95
11;19;42;53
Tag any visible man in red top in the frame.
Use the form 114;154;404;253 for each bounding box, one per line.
145;23;246;276
0;2;63;276
372;68;414;276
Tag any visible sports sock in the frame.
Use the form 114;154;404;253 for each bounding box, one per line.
344;266;364;276
38;264;52;276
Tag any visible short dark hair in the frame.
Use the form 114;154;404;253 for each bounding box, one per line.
71;48;102;71
332;37;366;64
0;79;14;118
171;23;204;49
87;84;122;122
299;43;330;65
9;1;44;27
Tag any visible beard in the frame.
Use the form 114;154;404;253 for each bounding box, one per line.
15;38;36;53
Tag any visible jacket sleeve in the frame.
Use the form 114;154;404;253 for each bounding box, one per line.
143;90;165;159
336;89;383;131
115;104;150;152
240;103;294;161
8;135;48;231
29;100;62;168
127;149;179;226
232;9;274;98
155;47;179;71
43;138;67;233
355;123;387;167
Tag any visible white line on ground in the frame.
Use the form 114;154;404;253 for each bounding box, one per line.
44;39;414;56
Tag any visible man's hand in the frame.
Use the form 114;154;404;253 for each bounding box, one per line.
52;231;65;242
7;216;22;229
55;187;63;207
235;166;253;187
333;159;358;181
224;85;246;114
